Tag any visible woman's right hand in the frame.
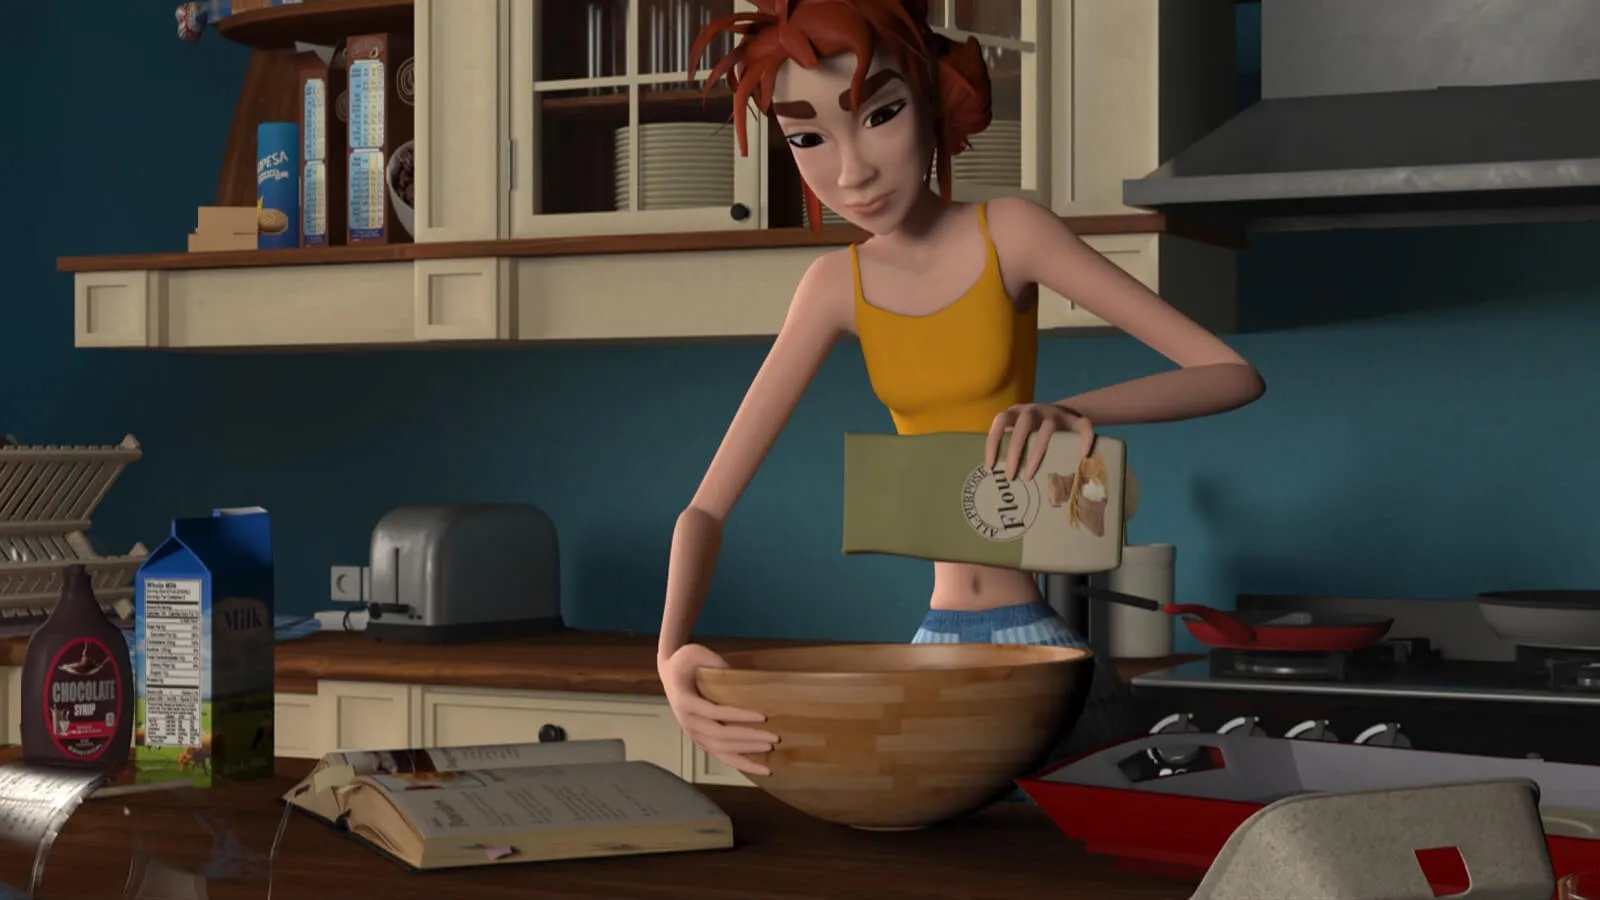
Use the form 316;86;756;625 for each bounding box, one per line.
659;644;778;776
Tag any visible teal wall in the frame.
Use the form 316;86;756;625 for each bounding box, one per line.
6;5;1597;651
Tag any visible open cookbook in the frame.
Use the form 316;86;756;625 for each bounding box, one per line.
283;739;733;870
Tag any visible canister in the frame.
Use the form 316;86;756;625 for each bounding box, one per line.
1105;543;1176;658
256;122;300;249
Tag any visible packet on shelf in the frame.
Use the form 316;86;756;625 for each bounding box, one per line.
186;206;257;253
297;41;349;246
345;32;415;243
841;432;1128;574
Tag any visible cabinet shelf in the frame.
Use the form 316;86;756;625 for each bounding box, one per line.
217;0;413;49
56;213;1239;275
542;88;734;121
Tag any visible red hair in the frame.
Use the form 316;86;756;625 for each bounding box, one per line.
690;0;992;230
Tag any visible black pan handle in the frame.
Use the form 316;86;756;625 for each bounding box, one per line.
1072;584;1161;612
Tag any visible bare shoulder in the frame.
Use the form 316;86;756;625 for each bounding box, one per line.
983;195;1085;282
984;195;1070;241
785;247;856;334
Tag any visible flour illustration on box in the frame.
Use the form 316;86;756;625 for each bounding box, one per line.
132;507;275;788
842;432;1127;574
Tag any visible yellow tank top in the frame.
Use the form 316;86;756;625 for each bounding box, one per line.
853;204;1038;435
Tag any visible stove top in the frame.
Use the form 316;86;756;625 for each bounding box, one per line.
1122;597;1600;764
1135;651;1600;705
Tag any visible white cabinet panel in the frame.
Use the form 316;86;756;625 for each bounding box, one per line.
419;687;687;778
415;0;509;242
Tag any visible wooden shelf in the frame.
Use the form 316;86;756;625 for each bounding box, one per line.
55;213;1241;274
217;0;413;49
542;88;733;120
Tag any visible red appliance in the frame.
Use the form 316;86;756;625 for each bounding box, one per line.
1018;733;1600;885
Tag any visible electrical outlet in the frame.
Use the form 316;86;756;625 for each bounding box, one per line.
330;565;364;603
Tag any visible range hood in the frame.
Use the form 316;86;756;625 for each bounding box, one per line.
1125;0;1600;231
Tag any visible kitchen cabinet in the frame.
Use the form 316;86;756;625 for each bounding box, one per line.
507;0;766;237
505;0;1049;237
269;680;748;786
1037;0;1240;328
413;0;509;243
61;0;1239;348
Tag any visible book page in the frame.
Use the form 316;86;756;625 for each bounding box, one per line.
324;739;624;777
363;762;723;840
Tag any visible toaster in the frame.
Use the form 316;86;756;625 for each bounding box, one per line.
365;503;563;643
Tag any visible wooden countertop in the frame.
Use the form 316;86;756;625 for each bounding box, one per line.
29;755;1189;899
268;632;1196;695
0;630;1196;695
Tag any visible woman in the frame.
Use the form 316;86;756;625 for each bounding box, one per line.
659;0;1264;776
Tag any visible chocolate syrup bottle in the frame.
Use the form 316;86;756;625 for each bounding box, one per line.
21;564;134;770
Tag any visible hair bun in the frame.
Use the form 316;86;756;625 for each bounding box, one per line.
929;33;992;154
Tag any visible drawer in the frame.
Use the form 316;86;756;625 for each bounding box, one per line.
273;692;324;759
321;681;421;752
418;687;688;779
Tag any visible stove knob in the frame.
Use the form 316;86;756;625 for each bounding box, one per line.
1149;713;1200;735
1148;713;1203;767
1285;719;1340;742
1353;722;1411;748
1218;716;1266;738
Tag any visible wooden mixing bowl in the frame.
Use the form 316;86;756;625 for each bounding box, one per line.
695;643;1093;830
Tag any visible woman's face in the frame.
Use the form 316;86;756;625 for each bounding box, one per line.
772;51;932;234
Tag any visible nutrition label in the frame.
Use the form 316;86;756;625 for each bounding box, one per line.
347;59;386;152
303;78;327;162
303;160;327;241
142;578;203;748
348;149;385;235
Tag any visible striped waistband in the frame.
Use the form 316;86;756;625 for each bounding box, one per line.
917;600;1057;634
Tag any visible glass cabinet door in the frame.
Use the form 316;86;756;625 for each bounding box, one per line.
928;0;1047;204
510;0;764;237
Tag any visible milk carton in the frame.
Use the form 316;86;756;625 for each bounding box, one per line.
131;507;274;787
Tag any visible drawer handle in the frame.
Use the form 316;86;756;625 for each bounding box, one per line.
538;724;567;743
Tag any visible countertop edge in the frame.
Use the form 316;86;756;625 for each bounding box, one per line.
269;650;1200;696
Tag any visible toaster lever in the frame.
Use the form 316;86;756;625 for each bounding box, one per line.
366;602;410;620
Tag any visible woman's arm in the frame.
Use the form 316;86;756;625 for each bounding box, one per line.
988;197;1265;425
657;254;850;663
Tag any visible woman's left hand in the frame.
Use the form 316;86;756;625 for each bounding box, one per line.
985;403;1094;481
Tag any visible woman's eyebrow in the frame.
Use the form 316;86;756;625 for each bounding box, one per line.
771;99;817;118
838;69;905;110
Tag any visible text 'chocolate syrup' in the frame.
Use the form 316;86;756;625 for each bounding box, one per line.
21;564;133;770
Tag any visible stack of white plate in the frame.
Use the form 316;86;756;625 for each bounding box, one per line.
613;123;734;211
949;119;1021;187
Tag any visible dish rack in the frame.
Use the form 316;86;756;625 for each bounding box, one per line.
0;435;147;617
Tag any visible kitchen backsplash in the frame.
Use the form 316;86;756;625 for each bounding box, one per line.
9;4;1600;650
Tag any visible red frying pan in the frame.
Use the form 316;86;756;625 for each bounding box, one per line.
1075;585;1394;652
1161;604;1393;651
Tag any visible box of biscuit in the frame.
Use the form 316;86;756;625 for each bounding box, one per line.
345;32;415;244
297;42;348;246
256;122;298;249
841;432;1128;574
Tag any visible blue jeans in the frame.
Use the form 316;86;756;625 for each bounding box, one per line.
911;600;1136;771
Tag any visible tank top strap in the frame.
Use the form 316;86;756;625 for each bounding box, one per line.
848;243;867;303
972;204;998;280
975;202;1000;265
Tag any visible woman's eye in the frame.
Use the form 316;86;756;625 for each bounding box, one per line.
865;100;906;128
786;132;824;150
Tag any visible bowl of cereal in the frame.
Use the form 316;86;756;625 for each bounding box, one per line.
696;642;1092;830
387;139;416;238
